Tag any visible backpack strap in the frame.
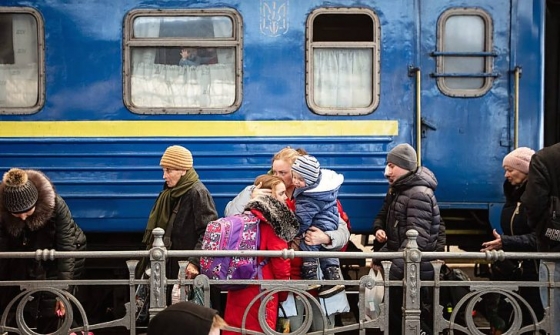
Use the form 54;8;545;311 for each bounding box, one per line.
163;199;182;248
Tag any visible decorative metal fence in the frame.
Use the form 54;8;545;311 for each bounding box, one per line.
0;228;557;335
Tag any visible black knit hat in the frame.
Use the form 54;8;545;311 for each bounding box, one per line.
387;144;418;171
2;168;39;213
147;302;218;335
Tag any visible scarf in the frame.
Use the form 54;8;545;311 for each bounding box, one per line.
142;168;199;244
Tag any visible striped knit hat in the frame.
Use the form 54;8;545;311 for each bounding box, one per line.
292;155;321;186
2;168;39;213
503;147;534;174
160;145;193;170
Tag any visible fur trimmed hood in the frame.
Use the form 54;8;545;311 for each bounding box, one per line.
245;196;299;242
0;169;56;236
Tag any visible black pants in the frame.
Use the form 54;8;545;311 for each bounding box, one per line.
389;286;433;335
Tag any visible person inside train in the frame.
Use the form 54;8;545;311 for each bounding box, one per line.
480;147;543;335
521;142;560;335
138;145;220;307
148;301;228;335
0;168;87;333
222;174;298;335
179;47;202;66
179;47;215;66
371;143;444;335
290;154;345;298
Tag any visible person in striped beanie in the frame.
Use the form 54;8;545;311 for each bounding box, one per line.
291;155;345;298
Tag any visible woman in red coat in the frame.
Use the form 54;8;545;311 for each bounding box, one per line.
223;175;299;335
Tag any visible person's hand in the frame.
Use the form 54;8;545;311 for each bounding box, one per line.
375;229;387;243
481;229;503;252
251;182;272;199
186;262;199;279
55;299;66;318
371;263;383;273
304;226;331;246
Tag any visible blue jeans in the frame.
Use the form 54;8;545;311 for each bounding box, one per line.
539;261;560;334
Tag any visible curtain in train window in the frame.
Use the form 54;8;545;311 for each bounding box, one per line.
0;13;39;108
307;10;380;115
129;16;236;109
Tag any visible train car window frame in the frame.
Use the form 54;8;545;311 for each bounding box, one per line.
0;7;45;115
123;9;243;114
435;8;495;97
306;8;380;115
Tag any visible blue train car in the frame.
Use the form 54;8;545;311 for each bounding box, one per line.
0;0;553;251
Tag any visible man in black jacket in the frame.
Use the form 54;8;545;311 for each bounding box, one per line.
372;143;444;334
521;142;560;334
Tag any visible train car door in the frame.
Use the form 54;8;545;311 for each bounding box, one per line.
417;0;512;205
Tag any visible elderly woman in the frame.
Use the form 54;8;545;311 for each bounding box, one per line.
481;147;543;335
140;145;219;305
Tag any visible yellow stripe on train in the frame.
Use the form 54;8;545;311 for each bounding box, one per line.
0;120;398;137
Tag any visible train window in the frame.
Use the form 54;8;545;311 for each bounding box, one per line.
0;8;44;114
123;9;242;114
435;9;494;97
306;9;380;115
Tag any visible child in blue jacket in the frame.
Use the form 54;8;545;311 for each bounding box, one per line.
291;155;344;297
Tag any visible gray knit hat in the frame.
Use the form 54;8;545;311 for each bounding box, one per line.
2;168;39;213
292;155;321;186
387;144;418;171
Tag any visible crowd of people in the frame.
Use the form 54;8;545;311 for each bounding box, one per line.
0;141;559;334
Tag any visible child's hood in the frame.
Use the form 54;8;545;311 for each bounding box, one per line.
305;169;343;193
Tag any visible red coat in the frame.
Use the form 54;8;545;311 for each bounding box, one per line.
223;208;294;334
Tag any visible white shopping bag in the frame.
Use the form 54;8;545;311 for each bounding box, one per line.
364;268;384;320
320;290;350;316
279;292;298;317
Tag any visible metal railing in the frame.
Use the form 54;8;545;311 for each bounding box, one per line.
0;228;557;335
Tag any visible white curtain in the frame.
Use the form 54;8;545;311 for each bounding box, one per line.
313;48;373;109
131;62;235;108
0;14;38;108
130;17;235;108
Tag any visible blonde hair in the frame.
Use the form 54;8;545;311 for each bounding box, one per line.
271;147;300;165
253;174;284;191
211;314;228;330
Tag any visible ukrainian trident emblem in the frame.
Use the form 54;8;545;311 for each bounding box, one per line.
260;0;289;37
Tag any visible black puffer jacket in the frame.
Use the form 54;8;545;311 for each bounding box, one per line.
373;167;442;280
0;170;86;281
500;180;537;251
522;142;560;252
496;180;538;278
0;170;86;315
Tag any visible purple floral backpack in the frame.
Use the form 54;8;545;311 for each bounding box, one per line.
200;213;263;290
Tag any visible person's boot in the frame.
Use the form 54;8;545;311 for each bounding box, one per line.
301;262;321;291
318;266;345;298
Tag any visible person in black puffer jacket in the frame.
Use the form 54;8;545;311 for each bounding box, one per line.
372;143;444;335
521;142;560;335
0;168;87;333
